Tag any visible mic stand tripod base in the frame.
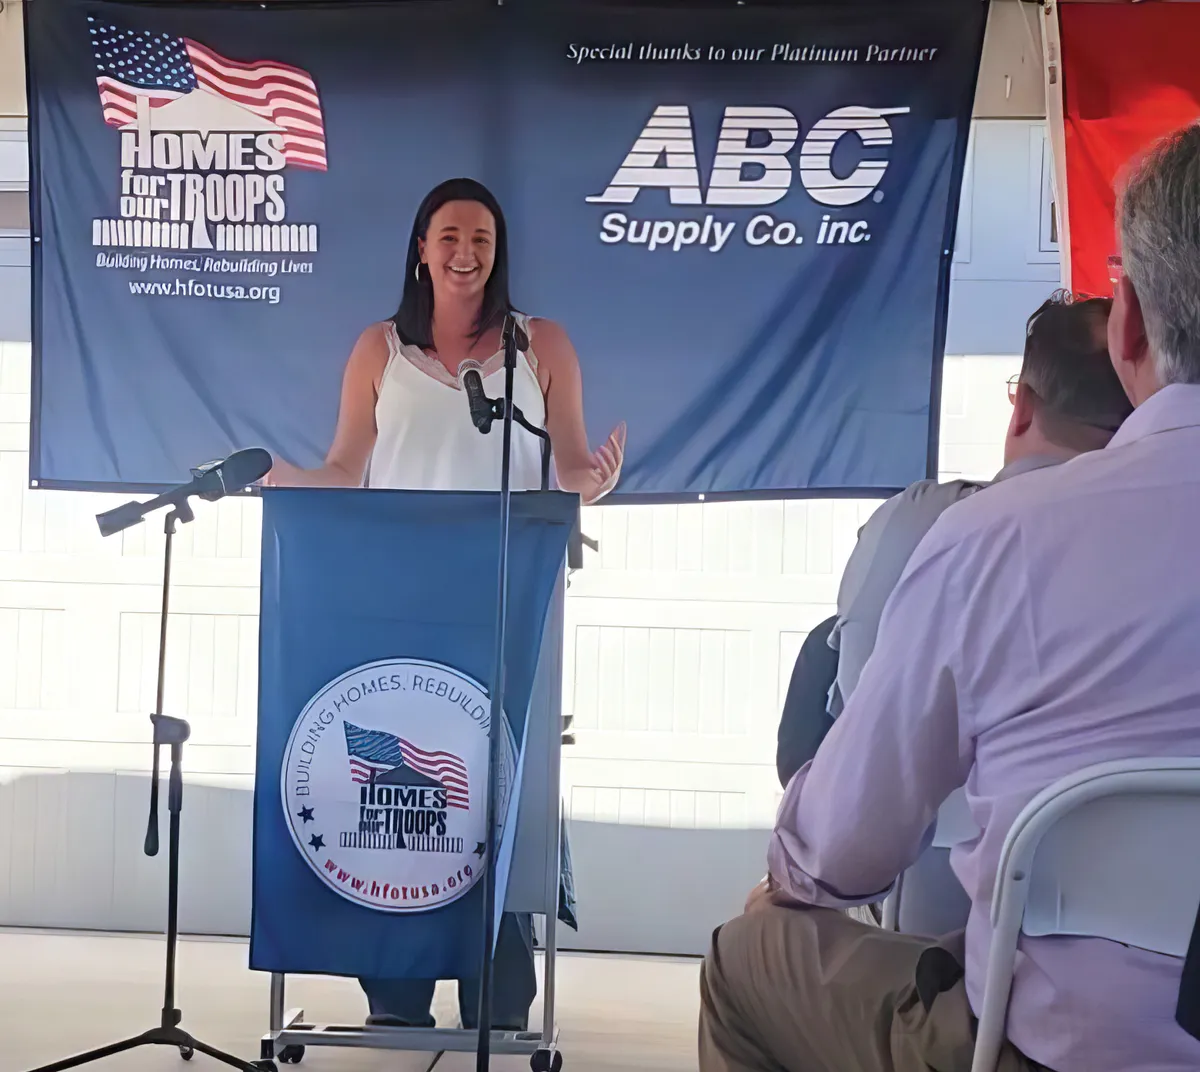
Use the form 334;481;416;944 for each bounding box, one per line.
25;1025;276;1072
23;741;275;1071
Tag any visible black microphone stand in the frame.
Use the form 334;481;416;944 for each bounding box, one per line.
28;496;273;1072
474;315;553;1072
474;315;517;1072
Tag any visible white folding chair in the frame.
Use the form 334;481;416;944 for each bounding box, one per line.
971;758;1200;1072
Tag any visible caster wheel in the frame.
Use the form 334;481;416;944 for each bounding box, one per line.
279;1045;305;1064
260;1039;274;1061
530;1048;562;1072
254;1062;278;1072
180;1046;194;1061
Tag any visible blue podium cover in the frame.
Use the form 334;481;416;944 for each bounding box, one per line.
251;488;575;979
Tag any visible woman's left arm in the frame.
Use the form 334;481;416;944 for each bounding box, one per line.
532;319;625;505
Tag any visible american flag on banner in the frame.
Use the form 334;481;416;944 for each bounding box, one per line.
343;722;470;810
87;17;327;171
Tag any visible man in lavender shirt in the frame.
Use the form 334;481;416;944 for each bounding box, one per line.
826;292;1131;938
699;126;1200;1072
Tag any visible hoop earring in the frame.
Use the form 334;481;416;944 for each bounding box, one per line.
414;263;422;284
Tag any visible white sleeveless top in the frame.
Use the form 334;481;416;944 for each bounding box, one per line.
367;314;547;491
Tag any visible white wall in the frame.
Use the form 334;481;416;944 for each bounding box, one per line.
0;4;25;120
0;119;29;344
946;121;1061;356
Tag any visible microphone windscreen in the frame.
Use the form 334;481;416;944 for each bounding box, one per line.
457;359;485;390
220;447;273;490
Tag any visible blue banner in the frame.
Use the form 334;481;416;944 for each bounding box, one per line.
26;0;984;497
252;488;573;978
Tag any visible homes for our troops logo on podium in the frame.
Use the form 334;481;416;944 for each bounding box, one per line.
281;659;516;913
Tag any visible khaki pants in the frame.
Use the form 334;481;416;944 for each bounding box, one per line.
699;905;1044;1072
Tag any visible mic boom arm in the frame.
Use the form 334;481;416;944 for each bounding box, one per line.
471;394;550;492
95;447;273;537
509;403;551;492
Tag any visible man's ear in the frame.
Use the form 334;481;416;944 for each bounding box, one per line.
1010;381;1037;438
1115;275;1151;374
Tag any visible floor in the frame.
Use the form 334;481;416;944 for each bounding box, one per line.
0;930;701;1072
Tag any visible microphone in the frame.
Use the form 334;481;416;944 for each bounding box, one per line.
457;360;496;433
190;447;274;501
96;447;273;537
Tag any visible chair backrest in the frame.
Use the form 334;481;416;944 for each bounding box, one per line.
1022;790;1200;954
972;758;1200;1072
993;758;1200;955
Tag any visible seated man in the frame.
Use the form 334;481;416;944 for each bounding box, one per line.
838;292;1129;936
777;288;1123;792
700;126;1200;1072
829;290;1131;721
775;292;1128;792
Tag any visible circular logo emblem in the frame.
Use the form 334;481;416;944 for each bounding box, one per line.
281;658;515;912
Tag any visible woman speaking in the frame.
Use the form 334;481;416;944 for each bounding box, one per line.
268;177;623;1031
267;177;624;500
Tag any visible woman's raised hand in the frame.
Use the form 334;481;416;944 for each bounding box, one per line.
579;421;626;504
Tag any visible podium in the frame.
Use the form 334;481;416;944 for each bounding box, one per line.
251;488;577;1068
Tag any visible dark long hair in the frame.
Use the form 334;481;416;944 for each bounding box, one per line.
392;178;515;350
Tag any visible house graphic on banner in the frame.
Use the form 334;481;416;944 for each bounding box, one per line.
118;92;291;251
119;90;283;137
87;18;324;253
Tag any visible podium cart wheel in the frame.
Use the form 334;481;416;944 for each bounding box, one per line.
180;1045;194;1061
278;1045;305;1064
530;1048;562;1072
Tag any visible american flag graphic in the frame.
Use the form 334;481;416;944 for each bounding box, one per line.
343;722;470;810
87;17;327;171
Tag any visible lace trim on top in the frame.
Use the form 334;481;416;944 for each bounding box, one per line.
384;317;538;390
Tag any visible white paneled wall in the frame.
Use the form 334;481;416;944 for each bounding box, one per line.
571;625;753;735
569;786;747;830
0;337;259;932
0;339;261;785
561;499;872;840
0;608;66;709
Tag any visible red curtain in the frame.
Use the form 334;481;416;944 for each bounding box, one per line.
1060;2;1200;295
